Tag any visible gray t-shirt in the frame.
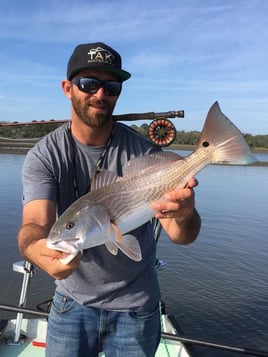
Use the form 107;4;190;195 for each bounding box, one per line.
22;122;161;312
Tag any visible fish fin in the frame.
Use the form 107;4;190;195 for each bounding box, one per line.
105;241;119;255
123;151;182;176
111;222;123;242
105;234;142;262
91;169;120;190
104;223;123;255
115;234;142;261
198;102;256;165
105;224;141;261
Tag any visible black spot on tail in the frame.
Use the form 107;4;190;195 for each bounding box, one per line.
202;141;210;147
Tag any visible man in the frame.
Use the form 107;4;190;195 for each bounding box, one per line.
18;42;201;357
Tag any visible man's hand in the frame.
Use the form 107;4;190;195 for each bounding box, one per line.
21;236;81;280
151;177;198;220
151;177;200;244
18;199;81;280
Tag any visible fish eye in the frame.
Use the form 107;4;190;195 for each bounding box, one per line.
66;222;74;230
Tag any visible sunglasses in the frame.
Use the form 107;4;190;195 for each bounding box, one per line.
71;77;122;96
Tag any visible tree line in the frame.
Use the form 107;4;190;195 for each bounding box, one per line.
0;121;268;149
132;123;268;149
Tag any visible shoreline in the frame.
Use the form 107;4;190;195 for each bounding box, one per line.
0;143;268;166
170;143;268;153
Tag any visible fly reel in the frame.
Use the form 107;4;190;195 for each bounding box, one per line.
148;118;177;147
113;109;184;147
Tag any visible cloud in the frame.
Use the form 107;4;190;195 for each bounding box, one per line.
0;0;267;134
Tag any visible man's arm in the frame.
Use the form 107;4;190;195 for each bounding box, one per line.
17;199;80;279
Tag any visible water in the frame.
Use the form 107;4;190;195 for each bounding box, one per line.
0;153;267;357
0;155;55;311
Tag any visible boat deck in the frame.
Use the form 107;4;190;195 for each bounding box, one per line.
1;341;45;357
0;338;189;357
0;316;191;357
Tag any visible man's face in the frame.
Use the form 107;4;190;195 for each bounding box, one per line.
70;69;120;128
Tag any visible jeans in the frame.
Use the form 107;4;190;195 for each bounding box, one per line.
46;291;161;357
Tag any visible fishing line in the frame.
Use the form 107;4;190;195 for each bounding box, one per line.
67;122;115;200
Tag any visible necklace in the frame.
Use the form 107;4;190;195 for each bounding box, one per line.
68;122;115;200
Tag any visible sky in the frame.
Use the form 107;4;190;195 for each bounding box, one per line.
0;0;267;135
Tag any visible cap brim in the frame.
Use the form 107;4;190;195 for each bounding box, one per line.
69;65;131;82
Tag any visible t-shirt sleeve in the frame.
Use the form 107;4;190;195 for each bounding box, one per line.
22;148;57;205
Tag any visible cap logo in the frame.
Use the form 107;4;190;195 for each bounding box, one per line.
87;46;115;66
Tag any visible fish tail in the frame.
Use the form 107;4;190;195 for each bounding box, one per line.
197;102;256;165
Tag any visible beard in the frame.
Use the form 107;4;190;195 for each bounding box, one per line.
71;95;116;128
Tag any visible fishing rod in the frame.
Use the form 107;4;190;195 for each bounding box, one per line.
161;332;268;357
0;110;184;127
113;110;184;146
113;110;184;121
0;109;185;147
0;303;49;318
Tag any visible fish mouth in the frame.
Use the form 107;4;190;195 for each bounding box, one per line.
49;237;80;244
47;237;81;254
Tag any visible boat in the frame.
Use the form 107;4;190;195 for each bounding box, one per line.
0;308;193;357
0;260;194;357
2;262;268;357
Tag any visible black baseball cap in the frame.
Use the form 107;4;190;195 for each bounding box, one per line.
67;42;131;82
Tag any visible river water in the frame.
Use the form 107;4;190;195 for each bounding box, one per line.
0;152;267;357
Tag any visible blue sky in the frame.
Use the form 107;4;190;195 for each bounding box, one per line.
0;0;267;135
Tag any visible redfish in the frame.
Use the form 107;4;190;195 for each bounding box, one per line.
47;102;256;263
